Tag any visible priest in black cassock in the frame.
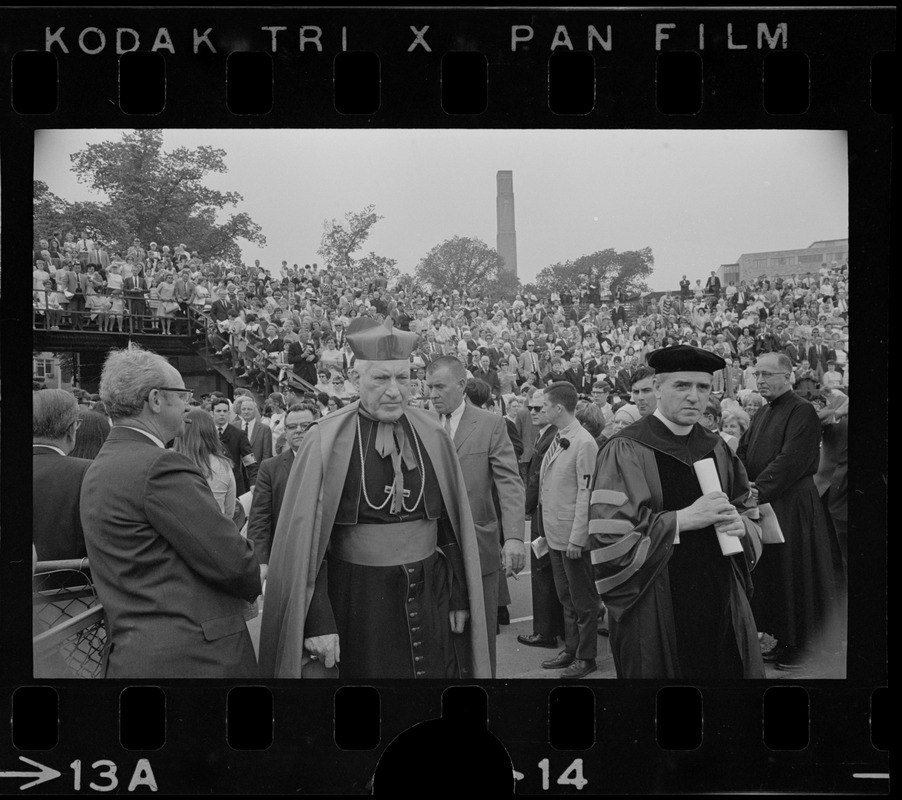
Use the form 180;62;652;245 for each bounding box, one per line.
588;345;765;679
259;317;490;679
738;352;842;671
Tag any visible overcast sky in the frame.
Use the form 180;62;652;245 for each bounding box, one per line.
34;128;847;291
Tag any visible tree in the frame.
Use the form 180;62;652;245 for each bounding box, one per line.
414;236;505;297
483;268;521;304
317;205;397;278
38;130;266;261
535;246;654;299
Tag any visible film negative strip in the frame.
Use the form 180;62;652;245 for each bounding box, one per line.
1;4;891;794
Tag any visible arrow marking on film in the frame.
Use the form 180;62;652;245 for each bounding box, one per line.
0;756;62;790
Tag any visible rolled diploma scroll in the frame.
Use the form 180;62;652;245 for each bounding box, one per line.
693;458;744;556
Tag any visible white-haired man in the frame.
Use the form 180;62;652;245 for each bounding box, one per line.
80;347;261;678
260;318;490;679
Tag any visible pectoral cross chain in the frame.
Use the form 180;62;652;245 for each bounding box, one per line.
385;485;411;498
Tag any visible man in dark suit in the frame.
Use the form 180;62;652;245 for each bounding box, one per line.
235;396;274;465
33;389;92;561
516;390;564;649
705;270;722;300
211;398;258;495
124;271;148;332
287;339;319;386
80;347;261;678
472;354;501;397
247;403;320;582
261;323;284;355
426;355;525;675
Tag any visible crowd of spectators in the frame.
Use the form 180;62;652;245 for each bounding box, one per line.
34;226;849;454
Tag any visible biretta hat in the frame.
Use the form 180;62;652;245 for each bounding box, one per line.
346;317;419;361
647;344;726;374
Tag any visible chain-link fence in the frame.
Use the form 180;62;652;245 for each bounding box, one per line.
33;559;107;679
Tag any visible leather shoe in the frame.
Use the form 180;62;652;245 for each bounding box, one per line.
542;650;575;670
517;633;558;649
560;659;597;679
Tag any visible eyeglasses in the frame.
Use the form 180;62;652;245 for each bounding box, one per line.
285;422;314;431
154;387;193;400
752;371;789;379
528;406;543;411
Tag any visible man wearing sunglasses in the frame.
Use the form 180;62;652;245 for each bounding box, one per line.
80;346;261;679
247;403;320;584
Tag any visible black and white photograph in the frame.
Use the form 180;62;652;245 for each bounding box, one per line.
32;127;850;681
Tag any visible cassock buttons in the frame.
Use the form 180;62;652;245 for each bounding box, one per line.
416;671;425;677
407;568;415;574
409;611;418;618
414;656;423;662
413;642;421;648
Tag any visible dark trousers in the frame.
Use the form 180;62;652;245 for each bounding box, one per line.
549;548;598;661
530;548;564;640
69;293;86;329
481;570;499;677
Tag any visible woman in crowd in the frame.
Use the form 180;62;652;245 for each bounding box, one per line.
721;406;751;441
70;408;111;460
173;408;236;518
611;402;641;433
156;273;177;334
318;336;343;372
742;391;765;419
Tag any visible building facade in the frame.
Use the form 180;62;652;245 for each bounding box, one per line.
719;239;848;284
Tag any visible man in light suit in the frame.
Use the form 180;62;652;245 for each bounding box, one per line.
33;389;92;561
247;402;320;582
236;396;274;464
538;381;600;678
80;347;261;678
518;339;542;383
426;355;525;675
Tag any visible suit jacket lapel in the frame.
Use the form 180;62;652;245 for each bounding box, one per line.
453;405;478;451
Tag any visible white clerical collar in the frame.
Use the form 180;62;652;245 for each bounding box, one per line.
33;444;67;456
113;425;166;448
653;408;694;436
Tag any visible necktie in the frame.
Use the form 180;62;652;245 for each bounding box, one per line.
244;421;250;436
544;433;561;466
444;413;452;435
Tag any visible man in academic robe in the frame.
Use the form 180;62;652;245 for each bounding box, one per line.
738;353;842;671
259;318;490;679
589;345;764;679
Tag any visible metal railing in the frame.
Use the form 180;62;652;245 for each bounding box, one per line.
33;559;107;679
185;306;316;397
